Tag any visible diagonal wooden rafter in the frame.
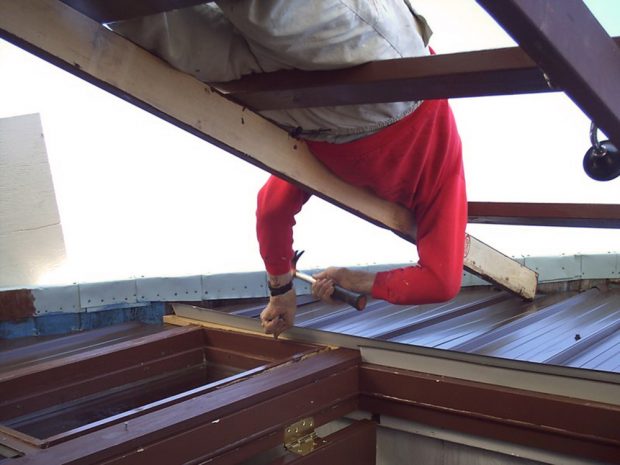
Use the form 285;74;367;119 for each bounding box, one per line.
477;0;620;150
0;0;538;300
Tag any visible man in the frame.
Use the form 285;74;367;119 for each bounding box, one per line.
112;0;467;338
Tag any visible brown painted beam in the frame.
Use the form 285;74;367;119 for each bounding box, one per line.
215;46;549;110
8;349;359;465
58;0;209;23
477;0;620;149
215;37;620;111
468;202;620;228
360;364;620;464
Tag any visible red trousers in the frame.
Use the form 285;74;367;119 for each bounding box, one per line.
256;99;467;304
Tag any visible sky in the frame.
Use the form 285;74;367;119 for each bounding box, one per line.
0;0;619;285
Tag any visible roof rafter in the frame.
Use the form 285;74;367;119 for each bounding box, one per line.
477;0;620;149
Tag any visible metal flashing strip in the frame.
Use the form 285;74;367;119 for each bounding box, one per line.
171;305;620;405
79;280;138;311
1;254;618;320
201;272;268;300
31;285;80;316
136;275;202;302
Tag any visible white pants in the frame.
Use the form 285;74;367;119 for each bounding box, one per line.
110;0;432;141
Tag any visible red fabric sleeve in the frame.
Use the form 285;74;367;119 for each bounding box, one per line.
371;168;467;304
256;175;311;275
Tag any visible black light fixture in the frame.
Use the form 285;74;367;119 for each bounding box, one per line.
583;122;620;181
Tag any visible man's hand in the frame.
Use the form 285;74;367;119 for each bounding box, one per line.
260;289;296;339
312;267;375;303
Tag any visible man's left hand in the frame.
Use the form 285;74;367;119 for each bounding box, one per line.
260;289;296;339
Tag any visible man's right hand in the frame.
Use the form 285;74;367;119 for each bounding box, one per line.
312;267;376;303
260;288;296;339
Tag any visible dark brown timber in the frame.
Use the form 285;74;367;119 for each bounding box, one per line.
8;349;359;465
360;364;620;464
214;37;620;111
477;0;620;149
215;46;549;110
468;202;620;228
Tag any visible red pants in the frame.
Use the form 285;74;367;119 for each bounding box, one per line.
256;99;467;304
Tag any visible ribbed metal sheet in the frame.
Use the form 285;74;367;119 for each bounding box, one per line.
222;286;620;374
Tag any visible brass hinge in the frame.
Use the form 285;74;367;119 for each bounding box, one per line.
284;417;325;456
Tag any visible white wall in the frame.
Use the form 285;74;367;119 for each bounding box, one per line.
0;114;66;288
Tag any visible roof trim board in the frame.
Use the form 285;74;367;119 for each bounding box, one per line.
0;0;537;300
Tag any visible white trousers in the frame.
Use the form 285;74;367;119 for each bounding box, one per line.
111;0;432;141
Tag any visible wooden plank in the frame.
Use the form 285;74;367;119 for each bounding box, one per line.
468;202;620;228
216;46;549;110
215;38;619;110
465;236;537;300
0;0;537;300
360;363;620;465
477;0;620;149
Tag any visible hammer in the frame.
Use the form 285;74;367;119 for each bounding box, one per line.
293;250;367;311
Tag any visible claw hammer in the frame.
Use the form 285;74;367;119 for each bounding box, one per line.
292;250;367;311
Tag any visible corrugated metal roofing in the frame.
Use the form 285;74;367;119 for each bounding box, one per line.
218;285;620;374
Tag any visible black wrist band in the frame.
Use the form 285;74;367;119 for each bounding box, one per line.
268;280;293;296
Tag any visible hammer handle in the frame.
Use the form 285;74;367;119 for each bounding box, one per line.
294;271;367;311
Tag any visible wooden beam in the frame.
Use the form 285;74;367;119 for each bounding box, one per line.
477;0;620;149
216;46;549;110
0;0;537;300
214;37;620;111
468;202;620;228
360;364;620;465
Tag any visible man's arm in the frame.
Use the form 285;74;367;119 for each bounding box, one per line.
314;167;467;305
256;175;311;337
